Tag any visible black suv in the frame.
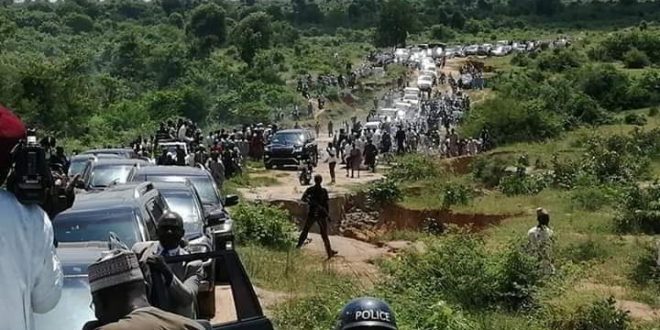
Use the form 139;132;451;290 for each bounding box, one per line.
264;128;318;169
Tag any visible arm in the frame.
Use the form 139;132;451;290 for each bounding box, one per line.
31;210;63;313
168;261;203;305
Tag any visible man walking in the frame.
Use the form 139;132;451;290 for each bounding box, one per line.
296;175;338;259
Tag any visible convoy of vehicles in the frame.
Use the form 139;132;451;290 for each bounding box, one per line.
78;158;151;191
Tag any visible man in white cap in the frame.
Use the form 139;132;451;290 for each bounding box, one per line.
0;106;63;330
83;250;204;330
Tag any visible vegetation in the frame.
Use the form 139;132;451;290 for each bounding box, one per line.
232;202;296;250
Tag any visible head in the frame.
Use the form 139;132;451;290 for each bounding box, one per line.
157;211;185;250
336;297;397;330
0;106;26;185
56;146;64;156
328;142;334;148
314;174;323;186
536;208;550;227
88;250;148;325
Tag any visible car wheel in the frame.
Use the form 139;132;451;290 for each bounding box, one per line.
197;290;216;319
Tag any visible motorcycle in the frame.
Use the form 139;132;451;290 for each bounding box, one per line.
299;160;313;185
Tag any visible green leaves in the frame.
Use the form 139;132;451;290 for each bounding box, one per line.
232;203;297;250
231;11;272;66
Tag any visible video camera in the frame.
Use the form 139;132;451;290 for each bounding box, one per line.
7;128;53;205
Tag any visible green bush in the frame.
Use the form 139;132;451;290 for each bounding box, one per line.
536;47;585;72
559;239;610;263
232;203;297;250
564;297;631;330
366;178;403;208
441;183;472;209
510;53;530;67
630;242;660;286
613;185;660;234
650;106;659;117
570;185;621;211
623;113;647;125
623;47;651;68
388;154;443;181
499;173;549;196
472;156;509;188
430;24;455;41
494;240;543;310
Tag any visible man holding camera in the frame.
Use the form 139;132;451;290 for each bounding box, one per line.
0;106;64;330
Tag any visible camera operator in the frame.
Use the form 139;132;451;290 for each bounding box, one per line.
0;106;64;330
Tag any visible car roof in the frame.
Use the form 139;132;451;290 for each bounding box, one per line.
82;148;133;154
90;159;149;166
133;166;209;177
61;183;156;214
151;181;195;192
71;154;121;160
275;129;307;134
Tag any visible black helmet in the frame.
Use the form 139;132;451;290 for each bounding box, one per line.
336;297;397;330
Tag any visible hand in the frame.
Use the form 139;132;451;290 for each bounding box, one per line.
147;255;173;285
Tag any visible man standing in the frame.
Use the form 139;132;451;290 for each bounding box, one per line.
395;126;406;154
175;146;186;166
327;121;334;137
363;139;378;173
132;212;203;319
208;152;225;191
83;250;204;330
315;121;321;137
0;106;63;330
296;175;337;259
527;208;555;275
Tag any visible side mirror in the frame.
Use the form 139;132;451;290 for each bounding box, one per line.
224;194;239;207
74;179;85;189
205;210;226;227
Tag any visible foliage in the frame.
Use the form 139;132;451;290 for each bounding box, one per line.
231;12;272;66
380;234;544;311
536;47;584;72
570;185;621;211
430;24;455;41
388;154;443;181
559;238;611;263
374;0;413;47
499;172;549;196
650;106;659;117
630;242;660;286
599;28;660;64
623;47;650;69
442;183;473;209
471;156;509;188
421;217;445;235
623;113;647;126
366;178;403;208
64;13;94;33
549;297;631;330
232;203;297;250
613;185;660;234
188;3;226;55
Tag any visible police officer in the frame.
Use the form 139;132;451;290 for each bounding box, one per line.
336;297;397;330
296;174;337;259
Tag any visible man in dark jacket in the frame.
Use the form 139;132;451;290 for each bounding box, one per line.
296;175;337;259
363;139;378;173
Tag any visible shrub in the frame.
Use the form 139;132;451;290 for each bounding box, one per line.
570;185;621;211
630;242;660;286
232;203;296;250
442;183;472;209
510;53;530;67
499;173;549;196
388;154;443;181
623;48;651;68
421;217;445;235
430;24;455;41
623;113;647;125
547;297;631;329
494;240;543;310
650;106;659;117
366;178;403;208
536;48;585;72
472;156;509;188
560;239;610;263
613;185;660;234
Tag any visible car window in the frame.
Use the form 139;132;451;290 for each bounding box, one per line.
68;159;89;177
89;165;134;188
162;192;204;236
143;212;157;239
188;176;221;206
54;210;140;248
271;132;304;145
146;197;165;222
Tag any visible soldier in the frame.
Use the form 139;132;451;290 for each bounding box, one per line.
296;175;337;259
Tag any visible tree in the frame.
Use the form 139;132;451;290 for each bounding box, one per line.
535;0;562;16
231;12;272;66
160;0;183;15
64;13;94;33
430;24;455;41
188;3;227;55
374;0;414;47
623;48;650;68
450;11;466;29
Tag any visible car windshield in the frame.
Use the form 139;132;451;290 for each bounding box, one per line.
90;165;134;187
271;132;304;145
161;192;204;236
34;277;93;330
143;175;221;206
54;209;140;248
68;159;89;177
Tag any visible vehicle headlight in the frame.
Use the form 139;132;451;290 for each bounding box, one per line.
294;146;303;152
187;244;209;254
264;146;271;152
